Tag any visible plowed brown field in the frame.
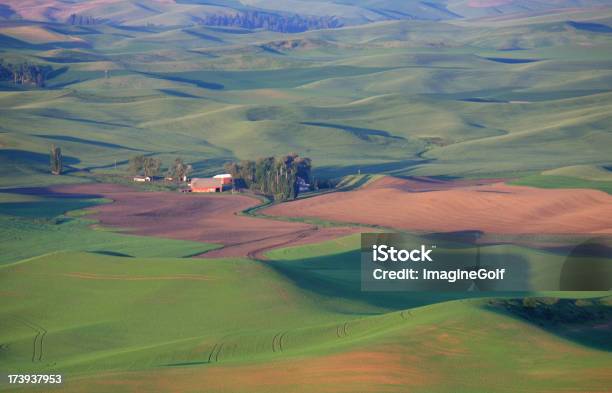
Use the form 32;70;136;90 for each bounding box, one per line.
263;177;612;234
42;183;358;258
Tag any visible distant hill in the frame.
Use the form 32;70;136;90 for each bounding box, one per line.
1;0;610;30
0;1;611;182
447;0;612;18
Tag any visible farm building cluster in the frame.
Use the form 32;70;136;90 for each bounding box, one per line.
133;173;233;193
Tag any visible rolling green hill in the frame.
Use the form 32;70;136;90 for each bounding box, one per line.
0;183;609;392
1;236;610;392
1;3;611;392
1;6;611;184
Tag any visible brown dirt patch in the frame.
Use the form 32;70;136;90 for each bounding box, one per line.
263;177;612;235
40;183;359;259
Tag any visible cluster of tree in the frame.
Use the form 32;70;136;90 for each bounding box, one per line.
196;11;343;33
0;60;53;88
166;158;192;181
224;154;311;201
67;14;104;25
128;156;192;181
129;155;162;178
50;145;62;175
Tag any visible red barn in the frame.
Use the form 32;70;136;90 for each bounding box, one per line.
189;178;223;193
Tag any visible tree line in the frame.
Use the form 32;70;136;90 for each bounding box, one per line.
50;145;62;175
67;14;105;25
48;149;311;201
0;60;53;88
48;149;192;181
195;11;343;33
129;155;192;180
224;153;311;201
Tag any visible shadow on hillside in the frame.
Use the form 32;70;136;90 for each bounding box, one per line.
189;157;234;174
567;21;612;33
0;149;80;166
91;250;134;258
0;199;98;218
46;25;102;36
0;148;88;177
184;29;224;43
338;174;375;191
108;24;161;33
0;4;15;19
35;134;144;150
136;71;224;90
487;297;612;352
482;57;540;64
301;122;405;141
315;159;431;179
0;186;101;199
268;245;612;351
46;66;69;80
266;248;486;312
158;89;201;98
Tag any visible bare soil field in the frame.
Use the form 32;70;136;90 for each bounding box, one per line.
36;183;359;259
263;177;612;235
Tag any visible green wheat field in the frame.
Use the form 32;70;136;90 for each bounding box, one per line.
1;1;611;392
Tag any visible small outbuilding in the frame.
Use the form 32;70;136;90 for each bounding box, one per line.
297;177;310;193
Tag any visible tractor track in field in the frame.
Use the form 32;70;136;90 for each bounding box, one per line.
207;342;225;363
272;331;289;353
272;333;279;353
207;343;218;363
13;316;47;362
336;322;349;338
208;343;225;363
214;343;224;362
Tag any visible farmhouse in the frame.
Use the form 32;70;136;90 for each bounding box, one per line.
189;174;233;193
213;173;233;185
297;176;310;193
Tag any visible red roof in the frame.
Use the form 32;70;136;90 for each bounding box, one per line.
190;178;222;189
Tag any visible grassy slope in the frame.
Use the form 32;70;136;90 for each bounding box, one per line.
510;174;612;194
0;190;218;265
0;8;611;393
266;233;612;300
0;215;218;265
0;181;609;392
0;252;350;373
508;164;612;194
542;164;612;181
1;237;610;393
